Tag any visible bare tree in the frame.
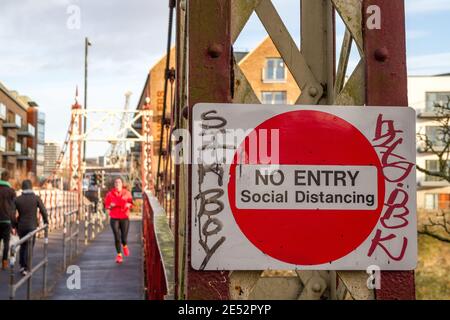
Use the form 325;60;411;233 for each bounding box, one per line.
417;96;450;242
417;96;450;181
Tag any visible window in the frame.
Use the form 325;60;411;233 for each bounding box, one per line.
264;58;286;82
38;112;45;122
27;148;35;158
15;114;22;128
261;91;287;105
0;103;6;120
38;124;45;141
425;194;438;210
15;142;22;153
425;160;450;182
425;126;446;148
28;124;35;135
0;136;5;152
426;92;450;112
37;144;45;155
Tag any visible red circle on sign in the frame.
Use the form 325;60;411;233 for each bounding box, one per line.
228;110;384;265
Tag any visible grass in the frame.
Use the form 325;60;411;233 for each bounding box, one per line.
415;234;450;300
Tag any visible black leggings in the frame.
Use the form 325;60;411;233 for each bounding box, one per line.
110;219;129;254
0;223;11;261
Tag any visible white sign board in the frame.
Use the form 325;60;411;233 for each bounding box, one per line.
191;104;417;271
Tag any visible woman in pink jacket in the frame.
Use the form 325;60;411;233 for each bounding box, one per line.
104;177;133;264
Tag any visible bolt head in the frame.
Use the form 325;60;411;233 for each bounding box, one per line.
308;87;319;97
182;106;189;119
312;283;322;293
374;47;389;62
208;43;223;58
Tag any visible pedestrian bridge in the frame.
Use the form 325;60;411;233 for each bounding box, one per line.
0;190;174;300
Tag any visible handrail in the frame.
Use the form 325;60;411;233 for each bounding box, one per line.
9;224;49;300
143;191;174;300
62;210;79;270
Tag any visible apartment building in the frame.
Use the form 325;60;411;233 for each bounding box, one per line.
0;83;35;178
43;141;61;177
410;74;450;210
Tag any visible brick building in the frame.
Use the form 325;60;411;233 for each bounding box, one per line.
0;82;45;180
238;36;301;104
132;47;176;183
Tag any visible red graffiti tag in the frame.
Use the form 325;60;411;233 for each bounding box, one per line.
368;114;414;261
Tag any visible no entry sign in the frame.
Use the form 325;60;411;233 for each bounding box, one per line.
191;104;417;271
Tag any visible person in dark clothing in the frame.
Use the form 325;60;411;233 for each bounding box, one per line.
15;180;48;276
0;171;16;270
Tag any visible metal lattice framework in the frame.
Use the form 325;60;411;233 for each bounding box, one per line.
167;0;414;300
105;91;134;169
68;107;153;189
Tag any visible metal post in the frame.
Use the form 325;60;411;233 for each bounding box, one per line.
84;205;89;245
75;212;79;256
186;0;232;300
63;213;67;270
83;37;90;165
362;0;415;300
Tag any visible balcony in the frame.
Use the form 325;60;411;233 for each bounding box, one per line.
419;180;450;188
17;124;36;137
2;121;20;129
417;111;449;119
17;148;35;161
1;142;21;157
417;145;446;153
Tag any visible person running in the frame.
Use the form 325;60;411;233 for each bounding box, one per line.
15;180;48;276
104;177;132;264
0;171;16;270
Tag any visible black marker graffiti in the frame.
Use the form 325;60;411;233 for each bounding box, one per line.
194;110;233;270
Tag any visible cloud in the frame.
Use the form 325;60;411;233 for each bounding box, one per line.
406;0;450;14
0;0;172;156
408;52;450;75
406;30;429;40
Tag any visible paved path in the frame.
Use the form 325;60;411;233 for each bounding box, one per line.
0;223;92;300
49;218;144;300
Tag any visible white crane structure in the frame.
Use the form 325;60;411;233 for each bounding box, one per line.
105;91;133;169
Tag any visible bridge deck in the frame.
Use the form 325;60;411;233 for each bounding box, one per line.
49;217;144;300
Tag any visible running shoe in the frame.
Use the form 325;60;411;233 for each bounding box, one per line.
2;260;7;270
115;253;123;264
122;245;129;257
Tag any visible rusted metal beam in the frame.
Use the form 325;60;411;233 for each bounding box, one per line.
186;0;232;300
300;0;335;104
363;0;415;300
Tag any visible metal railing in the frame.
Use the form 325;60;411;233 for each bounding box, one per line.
9;224;49;300
142;192;174;300
35;190;78;231
85;202;108;243
62;210;79;270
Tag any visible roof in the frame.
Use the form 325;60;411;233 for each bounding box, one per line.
0;81;32;111
234;51;249;63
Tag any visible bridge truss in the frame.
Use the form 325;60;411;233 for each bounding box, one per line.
151;0;414;300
